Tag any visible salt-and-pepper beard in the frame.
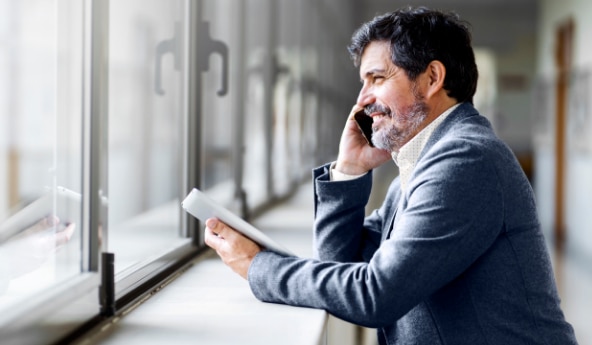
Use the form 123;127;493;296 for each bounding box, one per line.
370;86;429;152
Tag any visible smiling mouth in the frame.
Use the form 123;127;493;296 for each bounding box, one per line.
370;114;388;129
365;104;391;119
369;111;391;127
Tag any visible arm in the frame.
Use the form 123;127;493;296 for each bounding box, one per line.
310;104;394;262
313;163;399;262
313;163;372;262
248;143;504;327
204;105;391;276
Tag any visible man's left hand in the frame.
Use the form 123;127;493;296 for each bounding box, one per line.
204;218;261;279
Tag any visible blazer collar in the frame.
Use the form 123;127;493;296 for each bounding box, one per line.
417;102;481;161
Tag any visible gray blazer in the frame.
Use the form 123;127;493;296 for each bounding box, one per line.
248;103;578;344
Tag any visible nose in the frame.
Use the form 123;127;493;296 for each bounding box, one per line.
356;83;375;108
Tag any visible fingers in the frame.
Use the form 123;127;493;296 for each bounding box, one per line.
203;218;261;279
205;218;222;239
26;216;60;234
55;223;76;246
204;217;240;249
203;218;261;255
347;104;364;120
205;218;222;237
204;224;223;249
204;218;226;250
205;218;241;242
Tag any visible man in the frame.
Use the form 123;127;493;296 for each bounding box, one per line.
205;7;578;345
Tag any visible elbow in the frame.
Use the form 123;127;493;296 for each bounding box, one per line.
336;271;413;328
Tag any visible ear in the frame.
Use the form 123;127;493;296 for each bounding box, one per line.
424;60;446;99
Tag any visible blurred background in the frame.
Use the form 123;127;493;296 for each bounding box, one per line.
0;0;590;344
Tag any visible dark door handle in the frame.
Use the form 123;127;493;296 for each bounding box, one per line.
198;21;228;96
154;22;181;96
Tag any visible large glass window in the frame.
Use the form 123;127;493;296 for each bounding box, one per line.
242;0;273;210
200;0;237;204
0;1;356;342
0;0;84;314
107;0;192;280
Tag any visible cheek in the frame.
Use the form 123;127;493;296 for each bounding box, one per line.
379;92;407;114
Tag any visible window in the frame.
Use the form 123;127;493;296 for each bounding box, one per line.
0;0;202;339
0;1;356;343
107;0;195;294
0;0;87;321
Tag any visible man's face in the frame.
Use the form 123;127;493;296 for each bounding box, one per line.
356;41;429;152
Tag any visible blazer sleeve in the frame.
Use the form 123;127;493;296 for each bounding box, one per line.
311;163;384;262
248;142;504;328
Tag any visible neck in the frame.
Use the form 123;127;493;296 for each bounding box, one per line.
420;96;457;128
392;97;458;153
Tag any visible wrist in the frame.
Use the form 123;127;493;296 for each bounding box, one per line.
334;160;368;176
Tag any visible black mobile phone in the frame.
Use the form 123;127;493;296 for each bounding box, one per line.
354;110;374;147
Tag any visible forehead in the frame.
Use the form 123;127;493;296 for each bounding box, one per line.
359;41;394;75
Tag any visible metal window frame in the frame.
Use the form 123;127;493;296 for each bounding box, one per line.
99;0;205;310
0;0;103;340
0;0;207;341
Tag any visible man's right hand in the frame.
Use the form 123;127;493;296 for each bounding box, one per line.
334;105;392;176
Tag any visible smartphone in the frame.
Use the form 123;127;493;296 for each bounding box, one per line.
354;109;374;147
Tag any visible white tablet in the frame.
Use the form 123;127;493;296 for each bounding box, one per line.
181;188;294;256
0;186;81;243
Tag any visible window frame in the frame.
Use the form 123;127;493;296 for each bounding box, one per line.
0;0;207;341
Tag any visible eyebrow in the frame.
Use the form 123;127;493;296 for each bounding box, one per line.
360;68;386;82
365;69;386;77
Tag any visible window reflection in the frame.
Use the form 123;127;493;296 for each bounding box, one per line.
0;0;82;308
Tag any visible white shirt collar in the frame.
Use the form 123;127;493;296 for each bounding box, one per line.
392;103;460;192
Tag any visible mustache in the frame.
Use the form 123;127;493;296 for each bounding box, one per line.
364;104;391;117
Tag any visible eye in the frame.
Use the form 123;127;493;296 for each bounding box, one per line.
372;75;384;83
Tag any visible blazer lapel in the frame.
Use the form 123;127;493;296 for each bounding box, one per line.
382;190;403;241
382;103;480;241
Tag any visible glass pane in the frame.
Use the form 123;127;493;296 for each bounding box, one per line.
0;0;83;308
242;0;272;208
108;0;188;273
274;1;310;190
201;0;237;202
